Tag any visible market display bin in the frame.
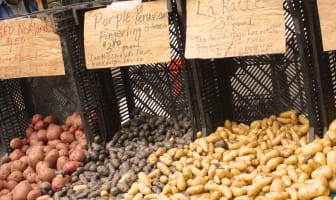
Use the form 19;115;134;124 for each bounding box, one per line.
56;0;196;142
0;10;107;153
305;0;336;132
190;0;325;136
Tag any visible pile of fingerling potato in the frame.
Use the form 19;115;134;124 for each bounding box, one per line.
122;110;336;200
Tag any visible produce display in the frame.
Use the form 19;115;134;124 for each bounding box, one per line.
122;110;336;200
3;109;336;200
0;112;88;200
51;111;193;200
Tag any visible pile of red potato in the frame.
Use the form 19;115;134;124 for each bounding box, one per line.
0;112;88;200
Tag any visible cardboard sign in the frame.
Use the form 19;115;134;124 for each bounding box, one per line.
84;0;171;69
317;0;336;51
0;18;64;79
185;0;286;59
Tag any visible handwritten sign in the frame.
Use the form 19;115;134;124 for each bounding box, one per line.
317;0;336;51
0;18;64;79
185;0;286;59
84;0;170;69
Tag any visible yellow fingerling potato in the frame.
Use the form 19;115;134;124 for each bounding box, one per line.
284;155;298;165
176;172;187;191
329;176;336;192
264;192;289;200
231;186;244;197
138;172;151;187
186;185;205;195
248;177;272;196
155;147;166;157
287;187;298;200
238;147;256;156
223;150;239;162
312;197;331;200
311;165;333;180
265;157;284;173
138;182;151;195
300;142;323;156
261;150;280;165
287;167;298;182
270;179;286;192
298;179;327;200
157;162;171;176
327;151;336;173
128;182;139;196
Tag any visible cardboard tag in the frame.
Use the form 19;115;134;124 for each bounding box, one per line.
317;0;336;51
0;18;65;79
84;0;171;69
185;0;286;59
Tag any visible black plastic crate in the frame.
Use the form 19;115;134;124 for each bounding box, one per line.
0;10;105;152
0;80;31;153
58;0;195;142
52;9;119;144
304;0;336;131
191;0;323;135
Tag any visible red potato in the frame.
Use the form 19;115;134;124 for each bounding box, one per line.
9;150;24;161
47;140;61;148
27;146;44;168
10;160;27;172
37;167;55;182
4;180;17;191
56;157;69;171
26;172;37;183
37;130;47;143
46;124;62;141
69;141;78;150
58;149;68;157
77;142;88;150
7;171;23;182
20;145;29;153
1;156;10;164
69;150;86;162
0;180;3;190
26;128;34;138
9;139;21;150
43;146;53;153
60;132;74;144
21;139;28;146
0;165;11;180
61;125;69;131
74;130;85;141
69;127;77;134
36;161;50;173
28;133;42;146
1;189;9;195
19;156;27;164
34;121;45;131
32;114;43;125
63;175;71;184
44;150;59;167
23;167;34;178
55;143;69;151
0;192;12;200
30;184;39;191
12;181;32;200
27;189;40;200
65;113;76;127
72;112;82;129
62;161;83;174
43;116;55;124
51;176;66;192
